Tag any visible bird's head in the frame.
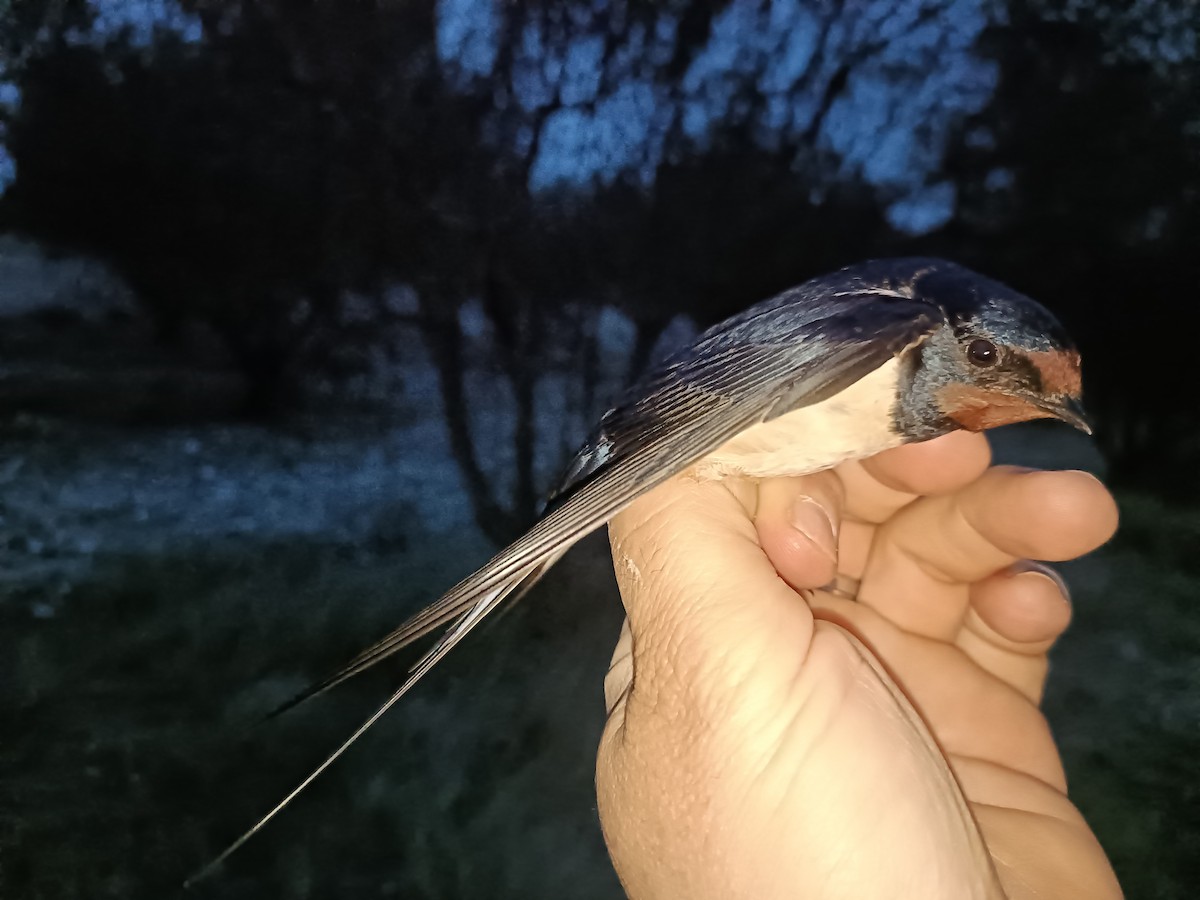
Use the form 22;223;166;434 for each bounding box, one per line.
884;260;1089;439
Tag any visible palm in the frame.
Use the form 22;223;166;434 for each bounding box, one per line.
599;432;1123;900
822;461;1120;898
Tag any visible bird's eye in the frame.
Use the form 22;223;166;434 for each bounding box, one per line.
966;338;998;367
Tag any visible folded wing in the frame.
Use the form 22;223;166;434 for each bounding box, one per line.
192;292;943;883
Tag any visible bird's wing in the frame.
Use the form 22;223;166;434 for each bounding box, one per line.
263;358;778;719
191;296;944;883
270;295;943;714
547;292;944;507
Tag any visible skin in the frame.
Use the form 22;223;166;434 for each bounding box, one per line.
597;431;1123;900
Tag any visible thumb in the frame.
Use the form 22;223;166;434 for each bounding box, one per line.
605;471;843;717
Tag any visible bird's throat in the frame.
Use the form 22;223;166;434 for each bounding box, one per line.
937;383;1056;431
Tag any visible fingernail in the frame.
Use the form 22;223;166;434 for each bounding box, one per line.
792;496;838;561
1009;560;1071;603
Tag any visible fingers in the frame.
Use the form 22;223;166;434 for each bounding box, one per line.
969;563;1073;650
704;434;998;633
958;564;1073;703
839;431;992;524
856;468;1116;636
835;432;991;580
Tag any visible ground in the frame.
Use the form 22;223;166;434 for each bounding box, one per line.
0;407;1195;899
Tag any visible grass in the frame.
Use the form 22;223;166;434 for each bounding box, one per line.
1;530;626;899
1044;491;1200;899
2;487;1198;899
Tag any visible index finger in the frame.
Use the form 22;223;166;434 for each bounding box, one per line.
834;431;992;579
839;431;992;525
856;467;1117;634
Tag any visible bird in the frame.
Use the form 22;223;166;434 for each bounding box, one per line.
189;257;1091;883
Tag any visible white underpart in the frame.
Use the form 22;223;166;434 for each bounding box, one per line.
693;357;905;479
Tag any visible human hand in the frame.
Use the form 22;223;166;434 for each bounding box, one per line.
597;431;1122;900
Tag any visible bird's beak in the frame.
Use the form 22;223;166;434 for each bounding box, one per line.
1035;394;1092;435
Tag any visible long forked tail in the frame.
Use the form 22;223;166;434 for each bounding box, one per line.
264;556;556;721
188;383;777;886
261;385;778;725
186;560;552;888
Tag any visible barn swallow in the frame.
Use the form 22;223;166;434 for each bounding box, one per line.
190;257;1090;882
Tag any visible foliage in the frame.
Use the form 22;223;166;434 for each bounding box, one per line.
0;529;625;899
1046;490;1200;899
939;0;1200;480
1;0;1197;510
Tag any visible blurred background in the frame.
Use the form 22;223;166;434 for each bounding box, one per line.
0;0;1196;897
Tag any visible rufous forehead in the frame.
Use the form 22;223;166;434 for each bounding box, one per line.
1027;349;1082;396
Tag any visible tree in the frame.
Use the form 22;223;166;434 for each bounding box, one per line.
941;0;1200;483
1;0;1028;535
